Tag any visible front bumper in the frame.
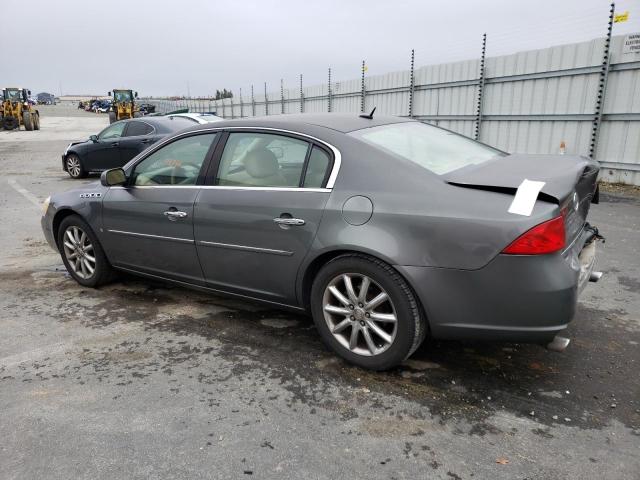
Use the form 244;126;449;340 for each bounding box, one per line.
396;226;600;343
41;210;57;251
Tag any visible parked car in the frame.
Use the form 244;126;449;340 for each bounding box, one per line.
138;103;157;115
42;113;602;370
61;116;194;178
166;112;224;124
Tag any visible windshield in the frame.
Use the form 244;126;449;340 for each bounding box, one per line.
349;122;505;175
113;91;132;102
4;89;21;102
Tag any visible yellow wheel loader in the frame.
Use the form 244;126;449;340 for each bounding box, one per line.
1;87;40;131
108;89;140;124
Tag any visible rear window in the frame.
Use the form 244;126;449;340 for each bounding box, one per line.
165;117;199;129
348;122;505;175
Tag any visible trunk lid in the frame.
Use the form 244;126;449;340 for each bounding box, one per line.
443;153;600;243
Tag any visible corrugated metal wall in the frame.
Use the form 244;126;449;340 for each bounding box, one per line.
146;34;640;185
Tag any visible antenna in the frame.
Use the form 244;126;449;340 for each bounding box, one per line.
359;107;376;119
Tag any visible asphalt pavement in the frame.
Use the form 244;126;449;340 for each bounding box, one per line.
0;107;639;479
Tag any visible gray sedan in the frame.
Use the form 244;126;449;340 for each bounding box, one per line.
41;114;602;370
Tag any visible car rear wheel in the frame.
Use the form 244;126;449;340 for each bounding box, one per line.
57;215;115;288
65;154;86;179
311;253;427;370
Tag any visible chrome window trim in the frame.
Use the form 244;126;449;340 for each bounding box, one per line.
107;229;193;244
198;240;293;256
124;126;342;189
110;185;330;193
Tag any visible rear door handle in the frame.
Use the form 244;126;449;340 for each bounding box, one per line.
164;210;188;221
273;217;305;226
111;142;119;147
140;139;151;144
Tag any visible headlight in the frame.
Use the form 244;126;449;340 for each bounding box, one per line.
42;196;51;216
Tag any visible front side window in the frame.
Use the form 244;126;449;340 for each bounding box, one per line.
216;132;310;187
349;122;505;175
98;122;126;140
131;133;216;186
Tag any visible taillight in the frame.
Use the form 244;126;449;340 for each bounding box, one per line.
502;215;566;255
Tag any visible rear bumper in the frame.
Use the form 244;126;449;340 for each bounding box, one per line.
396;227;599;343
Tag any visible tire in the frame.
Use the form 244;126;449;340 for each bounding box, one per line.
133;111;141;118
57;215;115;288
108;112;116;124
310;253;427;370
33;113;40;130
65;153;87;179
22;111;33;131
3;116;18;130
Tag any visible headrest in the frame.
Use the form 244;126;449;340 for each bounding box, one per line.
245;148;279;178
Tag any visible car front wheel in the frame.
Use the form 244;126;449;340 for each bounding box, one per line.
57;215;115;287
65;154;86;179
311;254;427;370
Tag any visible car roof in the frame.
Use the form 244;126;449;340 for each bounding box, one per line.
124;116;194;132
180;113;414;135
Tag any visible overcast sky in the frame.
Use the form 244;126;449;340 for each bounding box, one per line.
4;0;639;97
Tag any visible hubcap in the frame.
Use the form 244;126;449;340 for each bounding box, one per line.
62;226;96;279
322;273;398;357
67;157;81;177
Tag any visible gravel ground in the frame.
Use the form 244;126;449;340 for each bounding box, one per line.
1;108;639;479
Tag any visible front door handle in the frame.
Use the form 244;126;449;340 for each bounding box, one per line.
111;142;119;147
164;210;188;221
140;139;151;144
273;217;305;226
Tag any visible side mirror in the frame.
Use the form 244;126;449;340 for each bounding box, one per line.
89;134;98;142
101;168;127;187
135;92;139;98
108;91;112;96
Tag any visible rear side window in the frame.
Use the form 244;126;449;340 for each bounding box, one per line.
216;132;310;188
349;122;505;175
125;121;154;137
303;146;331;188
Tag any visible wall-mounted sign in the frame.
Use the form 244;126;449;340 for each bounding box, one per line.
622;33;640;55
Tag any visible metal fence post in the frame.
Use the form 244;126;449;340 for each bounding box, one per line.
328;68;332;113
474;33;487;141
239;88;244;118
299;74;304;113
264;82;269;115
281;79;285;114
409;49;415;118
360;60;366;113
589;2;615;159
251;85;255;117
230;95;234;119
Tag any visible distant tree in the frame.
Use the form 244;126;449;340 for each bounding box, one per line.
214;89;234;100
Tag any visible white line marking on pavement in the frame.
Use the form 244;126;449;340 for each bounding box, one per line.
7;178;42;209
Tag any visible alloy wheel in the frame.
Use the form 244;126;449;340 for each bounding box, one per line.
62;226;96;279
322;273;398;356
66;156;81;177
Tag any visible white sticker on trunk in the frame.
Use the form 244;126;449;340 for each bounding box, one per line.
508;179;546;216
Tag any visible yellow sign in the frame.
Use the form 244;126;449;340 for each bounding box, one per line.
614;11;629;23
